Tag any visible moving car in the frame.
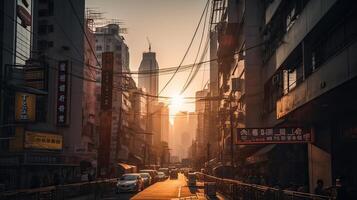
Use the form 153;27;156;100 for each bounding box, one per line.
187;173;197;186
157;171;167;181
170;169;178;179
139;172;152;187
116;173;144;193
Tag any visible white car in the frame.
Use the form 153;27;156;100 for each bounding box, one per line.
139;172;152;187
157;172;167;181
116;173;144;193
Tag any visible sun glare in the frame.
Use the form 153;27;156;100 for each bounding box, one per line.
169;94;184;124
170;94;184;107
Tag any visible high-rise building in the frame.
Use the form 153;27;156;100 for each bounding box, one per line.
216;0;357;192
138;50;159;98
94;24;131;176
0;0;96;189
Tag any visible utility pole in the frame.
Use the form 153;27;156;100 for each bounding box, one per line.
206;142;210;163
229;94;234;166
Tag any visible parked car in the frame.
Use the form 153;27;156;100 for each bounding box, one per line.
187;173;197;186
139;170;159;182
139;172;152;187
158;168;169;176
157;172;167;181
116;173;144;193
170;169;178;179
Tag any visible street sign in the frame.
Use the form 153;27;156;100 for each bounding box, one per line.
236;127;312;144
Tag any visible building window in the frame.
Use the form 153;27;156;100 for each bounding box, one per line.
38;9;49;17
48;24;54;33
48;0;54;16
38;25;47;34
96;45;102;51
48;41;54;47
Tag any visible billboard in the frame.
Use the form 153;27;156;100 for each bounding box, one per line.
236;127;313;144
15;92;36;122
24;131;63;150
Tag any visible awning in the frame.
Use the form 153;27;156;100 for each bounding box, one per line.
246;144;276;165
118;163;136;170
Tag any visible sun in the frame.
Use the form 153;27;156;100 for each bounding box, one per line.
169;94;184;124
170;94;184;107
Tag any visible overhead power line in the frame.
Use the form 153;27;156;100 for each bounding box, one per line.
180;0;210;95
158;0;211;95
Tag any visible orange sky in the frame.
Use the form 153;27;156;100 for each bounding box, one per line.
86;0;210;113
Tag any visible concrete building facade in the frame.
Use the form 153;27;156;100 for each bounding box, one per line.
213;0;357;195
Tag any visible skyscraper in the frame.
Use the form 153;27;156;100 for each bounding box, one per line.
138;49;159;98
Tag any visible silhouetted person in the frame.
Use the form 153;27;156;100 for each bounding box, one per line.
336;177;351;200
315;179;325;195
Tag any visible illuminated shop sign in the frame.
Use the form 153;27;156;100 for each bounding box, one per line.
15;92;36;122
56;61;70;125
237;127;313;144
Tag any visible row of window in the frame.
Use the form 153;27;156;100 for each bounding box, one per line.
263;5;357;113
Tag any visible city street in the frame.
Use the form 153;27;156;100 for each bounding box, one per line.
1;0;357;199
101;174;211;200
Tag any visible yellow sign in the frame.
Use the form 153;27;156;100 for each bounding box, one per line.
25;132;63;150
15;92;36;122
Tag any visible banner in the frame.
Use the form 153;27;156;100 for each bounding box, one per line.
24;131;63;150
15;92;36;122
56;61;69;125
100;52;114;110
98;52;114;177
236;127;312;144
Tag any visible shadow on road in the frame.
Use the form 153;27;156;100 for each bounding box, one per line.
101;191;136;200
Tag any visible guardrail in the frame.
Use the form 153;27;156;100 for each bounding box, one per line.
196;173;335;200
0;179;117;200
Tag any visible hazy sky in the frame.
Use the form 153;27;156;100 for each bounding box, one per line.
86;0;210;112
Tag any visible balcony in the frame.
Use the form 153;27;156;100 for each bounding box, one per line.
276;40;357;119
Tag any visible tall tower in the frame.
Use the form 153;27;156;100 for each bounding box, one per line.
138;47;159;98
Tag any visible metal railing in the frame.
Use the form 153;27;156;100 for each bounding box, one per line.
0;178;117;200
196;173;335;200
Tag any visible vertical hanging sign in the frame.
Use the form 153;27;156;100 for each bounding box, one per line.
57;61;69;126
98;52;114;177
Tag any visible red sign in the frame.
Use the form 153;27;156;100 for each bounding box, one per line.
100;52;114;110
56;61;69;126
236;127;313;144
98;52;114;177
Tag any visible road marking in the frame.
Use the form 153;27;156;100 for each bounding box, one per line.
178;186;182;198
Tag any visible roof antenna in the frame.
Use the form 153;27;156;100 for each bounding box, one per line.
146;37;151;52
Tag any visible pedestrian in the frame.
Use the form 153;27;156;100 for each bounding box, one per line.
336;177;351;200
315;179;326;195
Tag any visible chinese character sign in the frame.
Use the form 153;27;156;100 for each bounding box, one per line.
56;61;69;125
24;131;63;150
236;127;312;144
15;92;36;122
100;52;114;110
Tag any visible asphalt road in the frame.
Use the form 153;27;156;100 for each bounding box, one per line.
101;173;203;200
